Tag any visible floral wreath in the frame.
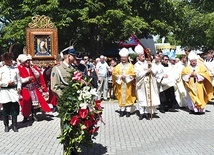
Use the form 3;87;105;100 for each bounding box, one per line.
57;71;104;154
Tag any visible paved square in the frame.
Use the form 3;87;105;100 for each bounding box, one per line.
88;99;214;155
0;99;214;155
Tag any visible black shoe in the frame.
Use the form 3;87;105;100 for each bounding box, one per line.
3;116;9;132
12;116;18;132
119;111;125;117
189;110;195;114
4;126;9;132
32;112;39;121
168;109;179;112
126;112;131;117
52;106;58;112
199;112;205;115
164;108;169;112
32;115;39;121
135;110;140;117
159;109;165;113
195;112;205;115
12;126;18;132
139;114;144;120
22;117;28;123
145;114;150;120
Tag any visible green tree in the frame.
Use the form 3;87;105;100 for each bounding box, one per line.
172;0;214;49
0;0;180;56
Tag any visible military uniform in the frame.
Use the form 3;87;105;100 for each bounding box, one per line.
50;46;78;116
51;61;75;98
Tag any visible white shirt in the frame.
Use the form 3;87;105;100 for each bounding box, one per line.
96;61;109;77
0;65;21;103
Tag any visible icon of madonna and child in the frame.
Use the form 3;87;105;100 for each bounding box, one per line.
35;38;51;56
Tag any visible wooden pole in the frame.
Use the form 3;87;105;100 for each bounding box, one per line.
149;74;153;120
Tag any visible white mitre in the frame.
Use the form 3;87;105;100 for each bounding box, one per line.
134;44;144;55
188;52;197;60
119;48;129;57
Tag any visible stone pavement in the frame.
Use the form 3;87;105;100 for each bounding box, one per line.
0;98;214;155
86;98;214;155
0;109;63;155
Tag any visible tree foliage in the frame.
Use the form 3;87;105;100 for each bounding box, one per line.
0;0;213;55
172;0;214;49
0;0;178;55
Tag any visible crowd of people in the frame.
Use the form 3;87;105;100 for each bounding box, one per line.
112;46;213;120
0;45;213;132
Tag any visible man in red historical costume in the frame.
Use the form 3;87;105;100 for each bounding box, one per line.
17;54;51;123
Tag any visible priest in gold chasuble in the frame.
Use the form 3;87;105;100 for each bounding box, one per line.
112;48;136;117
182;52;213;114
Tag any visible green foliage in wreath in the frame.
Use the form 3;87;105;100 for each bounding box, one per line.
57;71;103;155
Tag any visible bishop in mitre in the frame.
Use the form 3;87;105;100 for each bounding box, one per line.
182;52;213;114
134;44;160;120
112;48;136;117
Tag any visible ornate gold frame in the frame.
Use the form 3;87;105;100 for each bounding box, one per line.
26;15;58;60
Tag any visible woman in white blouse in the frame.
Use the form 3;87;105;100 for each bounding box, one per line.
0;52;21;132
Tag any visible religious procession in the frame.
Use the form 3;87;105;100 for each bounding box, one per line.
112;45;214;120
0;44;213;133
0;43;213;155
1;0;214;154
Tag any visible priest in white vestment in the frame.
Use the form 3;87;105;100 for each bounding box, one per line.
156;55;179;113
134;44;160;120
204;51;214;86
174;55;188;107
169;56;188;108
